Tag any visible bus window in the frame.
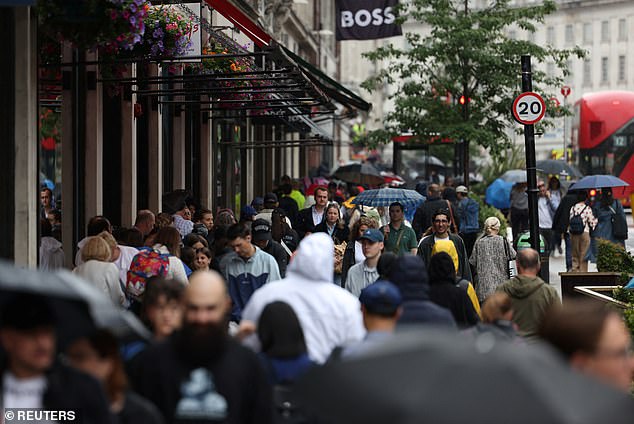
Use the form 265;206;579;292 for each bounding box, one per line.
606;153;615;174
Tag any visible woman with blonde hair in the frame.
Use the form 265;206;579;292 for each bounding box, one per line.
469;216;516;303
73;236;126;306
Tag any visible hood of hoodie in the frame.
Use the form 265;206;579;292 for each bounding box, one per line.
387;255;430;300
501;274;545;299
40;236;62;252
286;232;334;283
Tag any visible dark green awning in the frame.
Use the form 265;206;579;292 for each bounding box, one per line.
279;45;372;112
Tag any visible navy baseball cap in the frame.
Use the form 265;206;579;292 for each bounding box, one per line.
264;192;278;204
251;197;264;206
359;228;384;243
240;205;258;220
359;280;402;316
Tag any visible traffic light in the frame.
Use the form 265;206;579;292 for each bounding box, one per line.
459;96;471;105
589;189;597;197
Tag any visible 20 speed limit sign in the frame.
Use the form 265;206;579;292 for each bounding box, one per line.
512;92;546;125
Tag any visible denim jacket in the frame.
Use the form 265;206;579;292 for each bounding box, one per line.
458;198;480;234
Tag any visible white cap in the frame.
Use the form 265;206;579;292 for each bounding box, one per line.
456;185;468;194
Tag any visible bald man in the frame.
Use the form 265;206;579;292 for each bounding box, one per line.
131;271;273;424
496;248;560;341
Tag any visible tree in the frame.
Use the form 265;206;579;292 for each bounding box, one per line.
361;0;585;184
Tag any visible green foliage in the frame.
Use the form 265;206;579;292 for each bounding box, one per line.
596;239;634;284
472;143;526;196
361;0;586;157
595;241;634;338
612;287;634;338
472;193;508;237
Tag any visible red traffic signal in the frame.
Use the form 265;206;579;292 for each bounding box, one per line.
589;189;597;197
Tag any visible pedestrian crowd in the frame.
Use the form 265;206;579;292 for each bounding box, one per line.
510;176;628;272
14;174;632;423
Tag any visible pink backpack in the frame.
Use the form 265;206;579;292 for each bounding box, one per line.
126;247;170;301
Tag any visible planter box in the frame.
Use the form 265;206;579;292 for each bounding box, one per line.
559;272;623;303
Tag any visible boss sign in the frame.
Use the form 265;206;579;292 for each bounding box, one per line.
336;0;402;40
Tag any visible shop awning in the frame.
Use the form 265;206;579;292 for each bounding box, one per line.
205;0;272;48
280;46;372;112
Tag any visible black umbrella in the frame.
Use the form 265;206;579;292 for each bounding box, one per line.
333;163;384;186
536;159;583;179
296;329;634;424
162;189;193;214
0;261;150;347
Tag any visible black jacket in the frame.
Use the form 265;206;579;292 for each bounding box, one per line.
278;196;299;229
131;336;273;424
262;239;288;278
388;256;457;327
296;207;324;239
340;240;357;286
314;222;350;245
417;233;473;282
118;391;164;424
428;279;479;328
412;197;457;237
1;361;113;424
552;192;578;235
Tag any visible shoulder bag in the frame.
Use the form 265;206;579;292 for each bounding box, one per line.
502;237;517;278
446;200;458;234
609;202;628;240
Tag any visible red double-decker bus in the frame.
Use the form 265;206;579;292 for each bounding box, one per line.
572;91;634;201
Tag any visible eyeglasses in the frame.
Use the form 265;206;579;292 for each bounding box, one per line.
434;219;449;224
596;345;634;361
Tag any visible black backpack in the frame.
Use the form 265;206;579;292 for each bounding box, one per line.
609;202;628;240
569;205;587;235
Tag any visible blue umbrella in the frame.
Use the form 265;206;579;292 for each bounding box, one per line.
568;175;629;190
351;188;425;209
500;169;527;183
486;178;514;209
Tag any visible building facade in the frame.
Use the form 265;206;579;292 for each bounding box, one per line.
1;1;370;267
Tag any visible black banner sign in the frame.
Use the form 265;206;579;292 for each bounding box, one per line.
336;0;402;41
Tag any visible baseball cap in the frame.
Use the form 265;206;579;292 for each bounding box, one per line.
251;197;264;207
240;205;258;220
359;228;384;243
359;280;403;316
456;185;468;194
264;192;278;204
252;218;272;242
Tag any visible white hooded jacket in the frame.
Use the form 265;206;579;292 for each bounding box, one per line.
242;233;365;363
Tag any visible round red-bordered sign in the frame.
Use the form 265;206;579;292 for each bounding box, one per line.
512;92;546;125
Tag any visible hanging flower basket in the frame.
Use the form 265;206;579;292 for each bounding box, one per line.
38;0;149;52
183;40;269;109
132;6;193;59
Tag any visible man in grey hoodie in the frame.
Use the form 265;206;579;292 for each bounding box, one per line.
496;248;560;341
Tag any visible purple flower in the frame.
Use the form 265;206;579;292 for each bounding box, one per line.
153;28;163;39
129;16;136;25
129;4;137;13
